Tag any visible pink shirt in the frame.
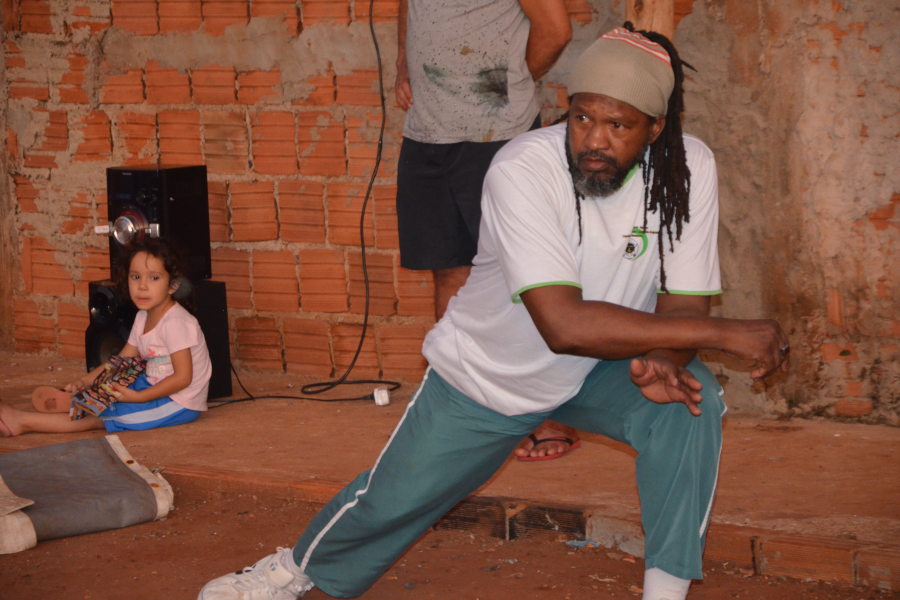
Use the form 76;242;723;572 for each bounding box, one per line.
127;302;211;411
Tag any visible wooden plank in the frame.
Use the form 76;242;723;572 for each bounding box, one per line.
2;0;20;31
626;0;674;40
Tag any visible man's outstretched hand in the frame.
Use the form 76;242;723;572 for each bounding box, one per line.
720;319;790;381
630;357;704;416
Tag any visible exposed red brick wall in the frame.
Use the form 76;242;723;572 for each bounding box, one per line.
252;250;299;313
57;301;89;359
378;323;427;382
326;181;374;246
146;62;191;105
158;0;201;32
283;318;331;376
13;298;56;353
278;180;325;244
298;249;348;314
235;316;282;371
251;111;297;174
158;110;203;164
239;70;283;105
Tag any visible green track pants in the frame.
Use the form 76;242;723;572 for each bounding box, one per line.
293;358;725;598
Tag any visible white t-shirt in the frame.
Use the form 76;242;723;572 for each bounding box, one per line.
127;302;212;411
422;123;721;416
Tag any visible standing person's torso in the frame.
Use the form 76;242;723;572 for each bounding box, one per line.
403;0;540;144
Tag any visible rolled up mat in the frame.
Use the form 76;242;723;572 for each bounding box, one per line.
0;434;173;554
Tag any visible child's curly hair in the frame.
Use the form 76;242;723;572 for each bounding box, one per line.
116;238;193;308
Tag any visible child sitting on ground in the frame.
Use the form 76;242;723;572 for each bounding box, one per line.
0;238;212;437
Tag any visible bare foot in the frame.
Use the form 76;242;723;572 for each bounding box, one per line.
32;386;73;413
0;403;23;437
514;421;581;461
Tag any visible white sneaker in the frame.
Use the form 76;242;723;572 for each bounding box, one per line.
198;547;315;600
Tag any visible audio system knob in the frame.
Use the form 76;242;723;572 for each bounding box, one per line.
112;208;152;246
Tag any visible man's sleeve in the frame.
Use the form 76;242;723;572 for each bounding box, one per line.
481;161;582;302
657;140;722;295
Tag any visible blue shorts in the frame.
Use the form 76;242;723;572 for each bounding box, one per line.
99;374;201;433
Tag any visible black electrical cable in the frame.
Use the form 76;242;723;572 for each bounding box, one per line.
210;0;400;408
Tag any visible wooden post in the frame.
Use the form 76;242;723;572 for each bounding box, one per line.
626;0;675;41
2;0;20;32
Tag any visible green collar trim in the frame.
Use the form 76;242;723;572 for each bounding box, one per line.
622;163;640;186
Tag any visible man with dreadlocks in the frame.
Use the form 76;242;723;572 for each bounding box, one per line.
199;27;790;600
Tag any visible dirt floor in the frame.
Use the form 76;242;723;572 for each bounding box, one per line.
2;482;897;600
2;352;900;599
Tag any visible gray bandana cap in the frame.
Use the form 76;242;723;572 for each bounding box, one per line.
568;27;675;117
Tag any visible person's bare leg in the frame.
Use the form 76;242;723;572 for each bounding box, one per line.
0;402;105;436
33;386;74;413
433;265;472;320
514;421;581;459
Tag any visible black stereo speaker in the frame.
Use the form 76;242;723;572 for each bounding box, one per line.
106;165;211;282
85;280;137;370
85;280;233;400
192;280;233;400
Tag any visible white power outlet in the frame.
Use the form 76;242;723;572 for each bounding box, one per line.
373;386;390;406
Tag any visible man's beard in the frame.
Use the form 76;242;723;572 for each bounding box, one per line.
565;124;647;198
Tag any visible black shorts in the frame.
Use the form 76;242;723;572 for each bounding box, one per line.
395;117;541;271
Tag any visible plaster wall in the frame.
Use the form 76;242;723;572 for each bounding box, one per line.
674;1;900;423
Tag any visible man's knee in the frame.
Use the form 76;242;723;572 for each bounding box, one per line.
685;359;727;420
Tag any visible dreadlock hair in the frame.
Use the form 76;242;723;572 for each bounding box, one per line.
623;21;692;293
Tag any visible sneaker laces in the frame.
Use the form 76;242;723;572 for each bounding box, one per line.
231;548;311;597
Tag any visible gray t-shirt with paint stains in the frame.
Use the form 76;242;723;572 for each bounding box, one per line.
403;0;540;144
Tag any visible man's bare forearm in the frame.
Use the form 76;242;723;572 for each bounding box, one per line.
518;0;572;80
397;0;408;70
544;301;732;359
644;293;708;367
521;285;788;379
645;347;698;368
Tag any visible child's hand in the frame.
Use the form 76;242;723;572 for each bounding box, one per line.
112;383;141;402
64;379;88;393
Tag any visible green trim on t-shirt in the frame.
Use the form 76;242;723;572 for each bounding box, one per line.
512;281;583;304
656;289;723;296
622;163;640;186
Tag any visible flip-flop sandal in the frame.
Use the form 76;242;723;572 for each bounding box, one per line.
32;386;73;413
517;434;582;462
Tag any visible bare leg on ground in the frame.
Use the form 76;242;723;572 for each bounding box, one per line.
0;402;105;436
